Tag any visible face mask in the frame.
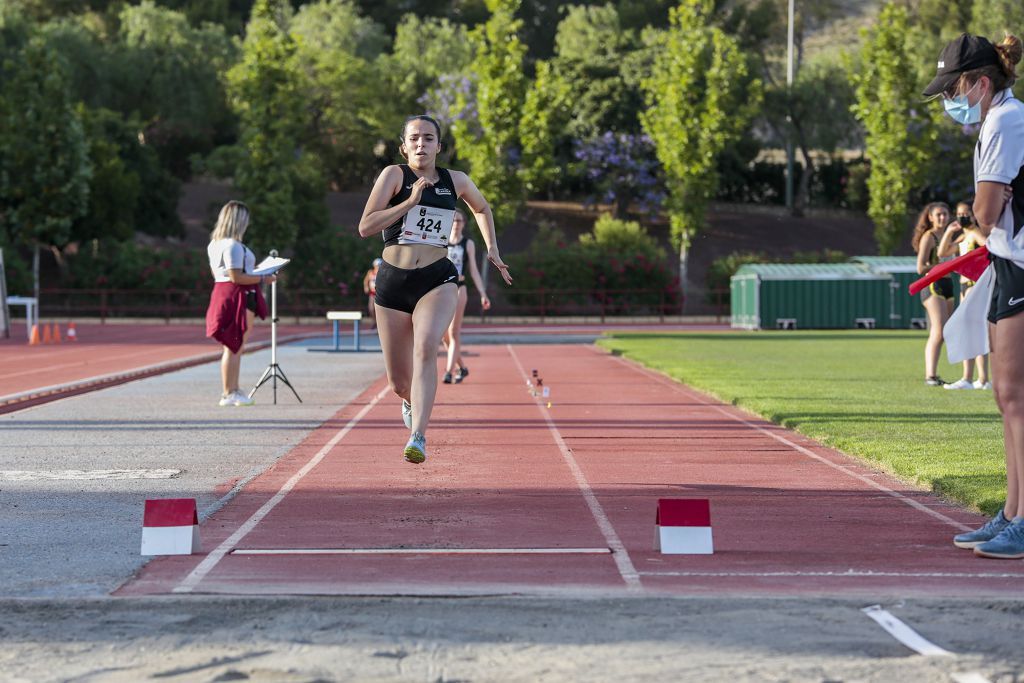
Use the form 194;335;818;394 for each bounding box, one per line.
958;215;972;227
943;81;984;125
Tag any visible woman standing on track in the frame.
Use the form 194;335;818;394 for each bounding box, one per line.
912;201;957;385
358;115;512;463
945;202;990;390
205;200;275;407
442;209;490;384
925;32;1024;557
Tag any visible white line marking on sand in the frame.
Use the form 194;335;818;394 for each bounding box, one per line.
862;605;954;656
951;673;993;683
605;352;974;533
232;547;612;555
640;570;1024;579
0;469;180;481
172;386;390;594
507;345;642;591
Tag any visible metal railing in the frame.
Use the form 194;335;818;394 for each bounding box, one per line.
35;287;690;322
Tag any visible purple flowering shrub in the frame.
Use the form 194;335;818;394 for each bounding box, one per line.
573;132;664;216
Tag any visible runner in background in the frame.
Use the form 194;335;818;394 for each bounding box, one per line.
944;202;990;390
358;115;512;464
362;258;382;328
442;209;490;384
912;201;956;385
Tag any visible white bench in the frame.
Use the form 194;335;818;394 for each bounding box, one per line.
327;311;363;351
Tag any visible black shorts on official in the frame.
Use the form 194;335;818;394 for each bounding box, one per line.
988;254;1024;323
374;257;459;315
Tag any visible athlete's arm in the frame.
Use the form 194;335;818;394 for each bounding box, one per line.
916;233;934;275
937;223;961;259
451;171;513;285
973;181;1012;236
358;166;432;237
465;239;491;309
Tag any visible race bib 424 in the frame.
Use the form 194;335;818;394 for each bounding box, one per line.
399;205;455;247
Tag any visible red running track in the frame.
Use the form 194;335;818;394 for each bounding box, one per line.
119;344;1024;598
0;322;315;409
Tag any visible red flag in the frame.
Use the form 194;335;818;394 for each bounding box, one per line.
908;246;990;295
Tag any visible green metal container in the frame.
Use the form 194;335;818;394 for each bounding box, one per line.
730;263;893;330
851;256;927;329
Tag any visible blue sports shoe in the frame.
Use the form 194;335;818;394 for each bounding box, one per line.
404;431;426;464
953;510;1011;548
974;517;1024;559
401;400;412;429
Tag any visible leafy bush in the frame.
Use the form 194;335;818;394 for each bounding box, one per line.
63;241;210;290
505;214;679;314
286;225;382;310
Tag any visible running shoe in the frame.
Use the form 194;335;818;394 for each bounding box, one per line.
404;431;426;464
943;378;975;390
925;376;947;386
953;510;1011;548
401;399;412;429
218;394;234;407
443;372;453;384
974;517;1024;559
455;365;469;383
973;380;992;390
231;391;255;407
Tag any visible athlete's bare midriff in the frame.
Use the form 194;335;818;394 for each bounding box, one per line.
382;243;448;270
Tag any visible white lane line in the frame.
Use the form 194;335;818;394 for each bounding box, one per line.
233;547;612;555
506;345;642;591
951;673;993;683
640;570;1024;579
604;351;974;533
172;386;390;594
0;469;180;481
862;605;954;657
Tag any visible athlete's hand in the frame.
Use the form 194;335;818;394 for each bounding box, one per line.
481;294;492;310
408;176;434;206
1003;185;1014;205
488;248;513;285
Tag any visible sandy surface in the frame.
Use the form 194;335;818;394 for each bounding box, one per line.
1;596;1022;682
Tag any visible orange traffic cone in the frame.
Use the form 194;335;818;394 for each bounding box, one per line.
42;323;53;344
28;324;40;345
53;325;62;344
67;322;77;342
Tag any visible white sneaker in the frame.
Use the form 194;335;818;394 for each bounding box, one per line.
218;394;234;407
943;379;975;390
974;380;992;390
231;391;255;406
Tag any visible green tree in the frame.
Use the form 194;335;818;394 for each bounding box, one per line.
640;0;761;298
518;59;572;196
452;0;526;230
971;0;1024;43
0;35;92;294
291;0;388;189
850;3;935;254
227;0;310;255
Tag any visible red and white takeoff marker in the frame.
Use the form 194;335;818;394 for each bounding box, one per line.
654;498;713;554
141;498;201;555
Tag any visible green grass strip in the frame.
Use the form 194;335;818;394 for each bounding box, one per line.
598;330;1004;515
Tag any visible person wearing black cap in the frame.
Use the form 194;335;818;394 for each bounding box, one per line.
926;32;1024;558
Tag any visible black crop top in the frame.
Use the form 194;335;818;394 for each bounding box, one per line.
383;165;459;247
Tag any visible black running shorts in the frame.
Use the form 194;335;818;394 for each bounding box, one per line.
988;254;1024;323
374;258;459;314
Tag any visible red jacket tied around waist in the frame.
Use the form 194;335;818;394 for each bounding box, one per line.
206;282;268;353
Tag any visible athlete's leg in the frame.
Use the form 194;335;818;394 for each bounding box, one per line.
410;284;458;434
446;286;468;374
223;309;255;394
978;353;990;384
375;303;414;402
923;294;949;379
991;317;1024;518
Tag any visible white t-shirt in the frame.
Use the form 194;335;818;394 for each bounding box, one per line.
974;89;1024;235
208;239;254;283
